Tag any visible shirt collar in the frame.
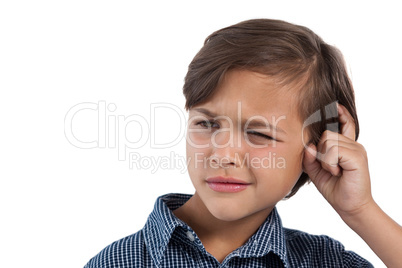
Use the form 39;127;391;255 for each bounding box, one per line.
142;193;288;267
236;206;289;266
142;193;190;267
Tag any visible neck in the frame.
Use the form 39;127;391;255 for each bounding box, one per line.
173;192;273;263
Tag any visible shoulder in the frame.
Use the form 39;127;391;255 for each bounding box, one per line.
284;228;373;267
284;228;344;251
83;230;152;268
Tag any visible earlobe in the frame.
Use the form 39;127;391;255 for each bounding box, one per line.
301;145;311;173
300;149;306;172
301;152;308;173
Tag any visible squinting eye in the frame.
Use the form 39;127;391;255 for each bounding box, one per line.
246;130;276;141
195;120;219;128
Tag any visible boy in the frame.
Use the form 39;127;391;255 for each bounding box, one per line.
84;19;402;267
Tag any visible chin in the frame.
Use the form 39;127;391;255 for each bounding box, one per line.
210;208;246;222
205;200;251;222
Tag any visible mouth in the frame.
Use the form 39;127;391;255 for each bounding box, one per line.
206;176;251;193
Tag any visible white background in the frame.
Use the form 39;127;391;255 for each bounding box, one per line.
1;1;401;267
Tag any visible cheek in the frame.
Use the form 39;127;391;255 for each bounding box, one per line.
282;143;305;171
186;131;209;156
250;145;304;188
247;145;288;171
187;131;211;148
186;138;210;182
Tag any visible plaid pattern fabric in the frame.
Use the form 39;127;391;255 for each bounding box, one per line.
84;193;373;267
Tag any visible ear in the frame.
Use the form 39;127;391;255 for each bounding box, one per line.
337;103;356;141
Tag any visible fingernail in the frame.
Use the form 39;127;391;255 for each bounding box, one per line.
337;103;342;113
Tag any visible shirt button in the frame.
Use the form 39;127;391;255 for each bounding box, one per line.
186;231;195;242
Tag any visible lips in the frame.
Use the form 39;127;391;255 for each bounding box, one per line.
206;176;250;193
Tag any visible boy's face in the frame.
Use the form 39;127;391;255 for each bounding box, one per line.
186;69;309;221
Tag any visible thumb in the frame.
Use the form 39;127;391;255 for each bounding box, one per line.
302;143;321;183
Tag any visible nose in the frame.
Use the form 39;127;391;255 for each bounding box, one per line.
209;129;244;168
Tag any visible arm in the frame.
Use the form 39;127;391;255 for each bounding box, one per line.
302;104;402;268
342;199;402;268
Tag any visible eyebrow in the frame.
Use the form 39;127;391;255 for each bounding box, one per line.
192;108;287;134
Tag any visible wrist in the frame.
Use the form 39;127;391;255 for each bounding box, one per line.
339;198;379;230
338;199;402;268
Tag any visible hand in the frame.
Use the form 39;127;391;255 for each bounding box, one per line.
302;103;374;218
303;103;402;267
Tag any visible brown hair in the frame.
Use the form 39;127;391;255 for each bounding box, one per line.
182;18;359;198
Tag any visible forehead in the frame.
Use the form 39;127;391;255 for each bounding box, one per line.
190;69;301;123
188;69;307;138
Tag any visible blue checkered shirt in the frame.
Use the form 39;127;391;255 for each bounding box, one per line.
84;193;373;267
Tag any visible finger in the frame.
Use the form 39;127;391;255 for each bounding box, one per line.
317;130;355;149
302;143;333;187
317;131;339;156
338;103;356;141
319;145;342;177
318;139;361;160
319;142;366;175
316;132;361;166
317;135;361;156
303;143;326;181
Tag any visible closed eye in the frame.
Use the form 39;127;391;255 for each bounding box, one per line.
195;121;277;141
246;130;276;140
